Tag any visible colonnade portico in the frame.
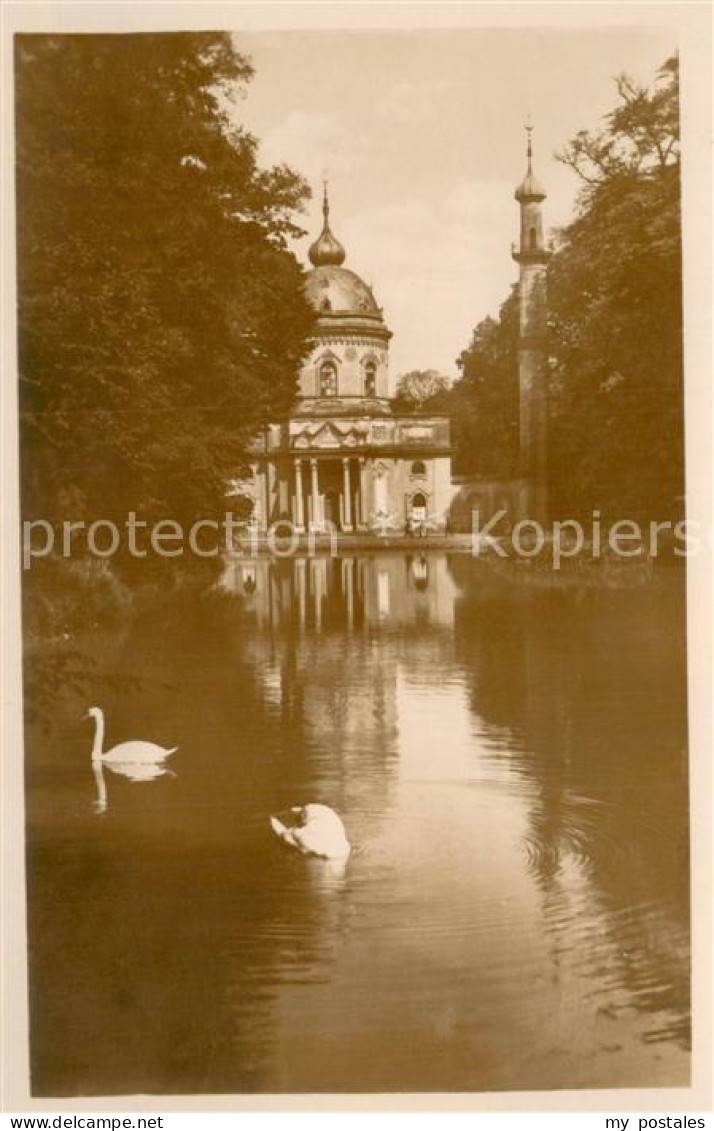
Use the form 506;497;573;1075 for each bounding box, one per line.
291;455;367;533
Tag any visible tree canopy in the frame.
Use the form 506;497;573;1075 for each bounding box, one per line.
392;369;451;414
16;33;315;534
450;290;520;478
451;55;682;521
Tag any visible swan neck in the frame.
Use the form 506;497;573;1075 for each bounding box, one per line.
91;710;105;762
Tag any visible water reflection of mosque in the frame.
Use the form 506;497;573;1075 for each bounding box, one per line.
221;553;459;824
221;552;456;632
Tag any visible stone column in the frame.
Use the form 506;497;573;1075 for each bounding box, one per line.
374;463;388;514
342;458;353;531
310;458;320;531
294;458;305;531
358;457;368;531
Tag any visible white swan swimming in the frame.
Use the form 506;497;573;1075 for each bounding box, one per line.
86;706;177;813
270;803;351;860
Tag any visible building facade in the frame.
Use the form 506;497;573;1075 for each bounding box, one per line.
245;187;453;534
242;134;549;534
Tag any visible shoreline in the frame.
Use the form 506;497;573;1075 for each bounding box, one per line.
231;531;683;562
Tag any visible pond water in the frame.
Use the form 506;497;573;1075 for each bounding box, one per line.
24;552;690;1096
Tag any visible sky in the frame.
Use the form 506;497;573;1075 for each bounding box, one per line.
234;27;676;379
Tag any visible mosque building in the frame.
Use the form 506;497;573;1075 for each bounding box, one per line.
245;185;452;534
244;133;549;534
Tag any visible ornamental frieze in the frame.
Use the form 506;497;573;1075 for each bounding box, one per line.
310;336;389;349
284;416;449;452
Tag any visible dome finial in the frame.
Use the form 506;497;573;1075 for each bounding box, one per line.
515;118;546;202
309;180;346;267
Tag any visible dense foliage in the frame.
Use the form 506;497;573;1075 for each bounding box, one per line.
450;290;520;479
392;369;450;414
452;56;682;521
16;33;315;534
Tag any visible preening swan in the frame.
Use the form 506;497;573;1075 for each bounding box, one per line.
86;707;177;813
270;803;351;860
86;706;177;765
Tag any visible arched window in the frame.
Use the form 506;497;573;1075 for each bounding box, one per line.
529;227;537;250
319;360;338;397
364;360;377;397
411;460;427;477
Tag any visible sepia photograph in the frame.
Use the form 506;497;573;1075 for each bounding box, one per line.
2;0;712;1114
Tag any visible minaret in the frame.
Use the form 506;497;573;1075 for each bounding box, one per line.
512;123;550;521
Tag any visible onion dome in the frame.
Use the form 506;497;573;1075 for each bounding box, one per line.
515;124;546;201
305;267;380;316
303;185;391;342
308;184;346;266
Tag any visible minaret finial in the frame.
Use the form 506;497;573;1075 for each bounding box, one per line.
515;117;545;203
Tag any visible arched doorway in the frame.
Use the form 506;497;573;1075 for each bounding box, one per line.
411;492;428;523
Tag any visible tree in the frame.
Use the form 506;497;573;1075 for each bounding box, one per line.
548;55;682;520
555;56;679;186
16;33;315;538
393;369;450;413
449;290;520;478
